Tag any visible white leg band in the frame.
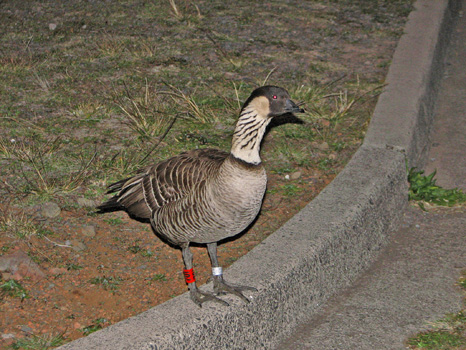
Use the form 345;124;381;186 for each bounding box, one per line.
212;267;223;276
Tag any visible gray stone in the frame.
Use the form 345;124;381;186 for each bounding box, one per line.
77;197;97;208
70;240;87;252
0;250;45;281
40;202;61;218
316;141;329;151
81;225;96;237
290;171;302;180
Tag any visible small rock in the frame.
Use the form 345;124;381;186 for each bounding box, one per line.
317;141;329;151
21;325;33;334
77;197;96;208
48;23;57;31
81;225;96;237
290;171;302;180
49;267;67;275
0;250;45;281
1;333;15;339
328;153;337;160
70;240;87;252
40;202;61;218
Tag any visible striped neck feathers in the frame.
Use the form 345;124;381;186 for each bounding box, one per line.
231;96;272;165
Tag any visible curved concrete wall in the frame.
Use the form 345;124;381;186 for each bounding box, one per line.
58;0;459;349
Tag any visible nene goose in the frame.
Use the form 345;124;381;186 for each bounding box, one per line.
97;85;303;306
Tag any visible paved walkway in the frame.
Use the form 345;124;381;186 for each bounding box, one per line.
276;3;466;350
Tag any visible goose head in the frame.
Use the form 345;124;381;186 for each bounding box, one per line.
231;86;303;165
241;85;303;119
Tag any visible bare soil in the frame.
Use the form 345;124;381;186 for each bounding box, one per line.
0;0;412;347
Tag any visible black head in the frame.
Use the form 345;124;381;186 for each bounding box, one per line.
241;85;303;118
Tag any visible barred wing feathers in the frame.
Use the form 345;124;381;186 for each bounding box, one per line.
97;149;229;220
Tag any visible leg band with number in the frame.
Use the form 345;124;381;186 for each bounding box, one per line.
183;268;196;284
212;266;223;276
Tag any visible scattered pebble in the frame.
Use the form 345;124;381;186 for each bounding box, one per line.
77;197;96;208
50;267;67;275
48;23;57;31
70;240;87;252
40;202;61;218
0;250;45;281
290;171;302;180
20;325;33;334
317;141;329;151
1;334;15;339
81;225;96;238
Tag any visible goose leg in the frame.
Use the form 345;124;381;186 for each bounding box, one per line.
207;242;257;303
181;244;228;307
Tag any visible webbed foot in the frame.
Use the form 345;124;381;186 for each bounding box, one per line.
212;275;257;303
189;287;229;307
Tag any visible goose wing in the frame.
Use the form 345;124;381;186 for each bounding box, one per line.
98;148;228;219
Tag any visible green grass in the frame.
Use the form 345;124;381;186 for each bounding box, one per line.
407;331;466;349
80;318;109;336
146;274;168;285
407;272;466;350
0;0;410;209
0;207;41;240
408;168;466;209
103;217;124;226
9;333;65;350
88;276;123;292
0;279;29;301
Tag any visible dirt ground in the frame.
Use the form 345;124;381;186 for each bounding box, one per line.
0;0;412;348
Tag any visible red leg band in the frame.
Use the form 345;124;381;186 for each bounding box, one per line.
183;268;196;284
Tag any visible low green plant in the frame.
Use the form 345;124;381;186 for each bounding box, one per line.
0;279;29;301
168;0;202;21
408;168;466;209
114;80;177;142
164;83;219;124
103;217;123;226
406;271;466;349
80;318;109;336
0;135;96;196
89;276;122;291
146;274;167;284
66;263;83;271
9;332;66;350
407;331;466;349
127;244;142;254
281;183;302;196
0;207;40;239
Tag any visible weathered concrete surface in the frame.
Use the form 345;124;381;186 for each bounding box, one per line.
424;6;466;190
277;1;465;348
58;0;460;349
363;0;457;168
276;207;466;350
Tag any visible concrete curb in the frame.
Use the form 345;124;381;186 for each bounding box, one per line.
58;1;459;349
